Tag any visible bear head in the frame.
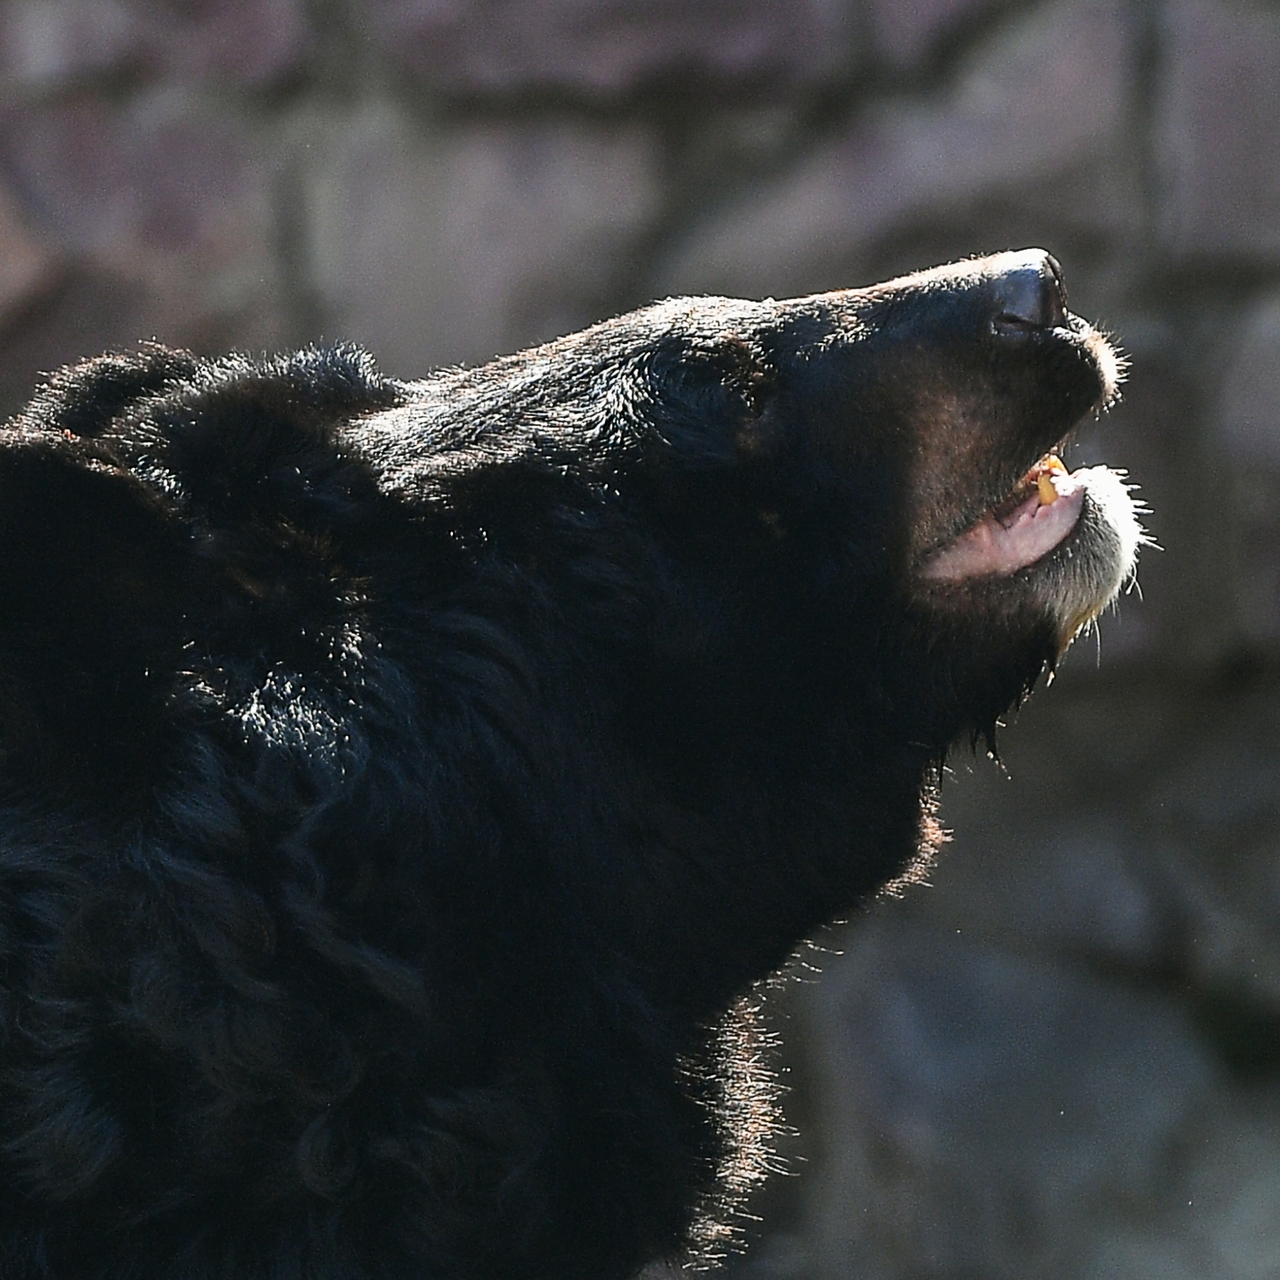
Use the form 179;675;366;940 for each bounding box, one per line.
0;249;1143;1280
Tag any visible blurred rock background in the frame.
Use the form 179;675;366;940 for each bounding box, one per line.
2;0;1280;1276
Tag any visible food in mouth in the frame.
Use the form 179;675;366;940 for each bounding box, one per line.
920;454;1088;583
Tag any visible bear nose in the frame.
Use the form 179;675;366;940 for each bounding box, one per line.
991;249;1067;333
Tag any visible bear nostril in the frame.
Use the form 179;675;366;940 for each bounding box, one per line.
992;253;1068;333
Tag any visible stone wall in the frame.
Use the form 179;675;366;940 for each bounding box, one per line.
4;1;1280;1276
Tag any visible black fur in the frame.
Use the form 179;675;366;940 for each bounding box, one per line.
0;257;1118;1278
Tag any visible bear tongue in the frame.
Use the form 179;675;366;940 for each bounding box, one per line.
920;468;1086;582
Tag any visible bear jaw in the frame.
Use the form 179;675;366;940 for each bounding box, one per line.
913;460;1148;652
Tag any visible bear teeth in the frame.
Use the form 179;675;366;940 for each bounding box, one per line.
1035;454;1067;506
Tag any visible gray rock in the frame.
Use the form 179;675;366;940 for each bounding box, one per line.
922;805;1161;965
1156;0;1280;260
365;0;856;100
1211;292;1280;644
298;105;662;377
654;0;1138;300
1081;1231;1210;1280
0;268;145;416
928;681;1280;1009
789;917;1216;1279
1185;1112;1280;1280
1218;294;1280;471
0;92;288;355
0;184;56;326
0;0;311;92
868;0;1011;69
1147;735;1280;1005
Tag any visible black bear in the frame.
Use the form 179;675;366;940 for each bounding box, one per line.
0;250;1141;1279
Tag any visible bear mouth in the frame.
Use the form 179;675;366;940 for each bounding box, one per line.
919;453;1084;582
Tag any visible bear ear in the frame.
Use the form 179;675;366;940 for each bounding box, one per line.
17;345;199;439
637;331;780;466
